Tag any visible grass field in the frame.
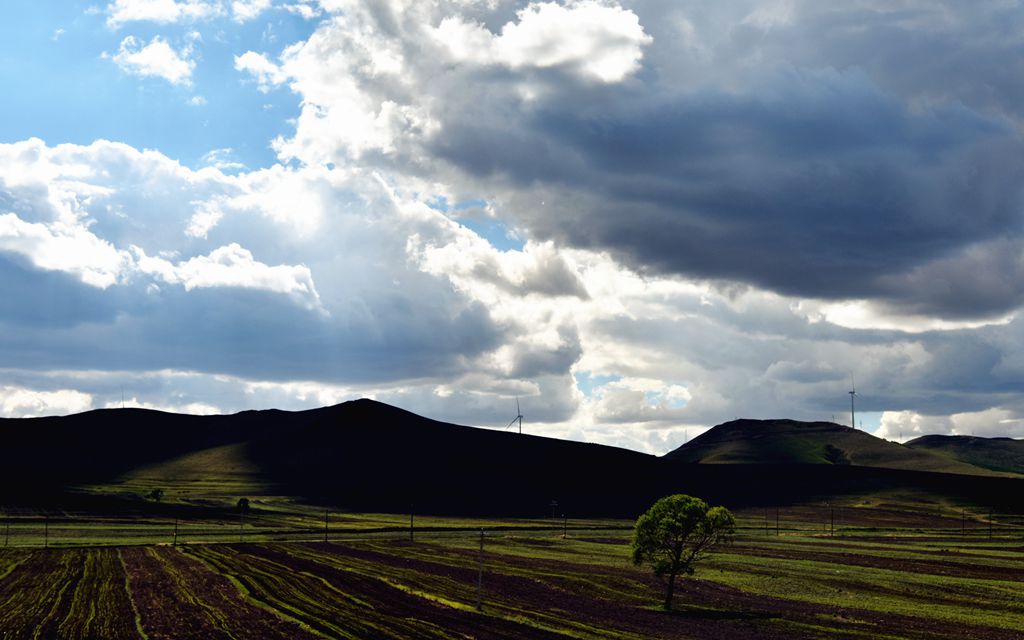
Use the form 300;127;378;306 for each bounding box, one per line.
1;505;1022;639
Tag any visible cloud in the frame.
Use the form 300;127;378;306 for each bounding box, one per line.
0;386;93;418
265;0;1024;322
282;1;319;20
201;148;246;172
108;35;196;85
433;1;652;83
0;138;506;389
232;0;271;23
0;213;131;288
105;0;224;27
234;51;288;92
12;0;1024;455
133;243;323;310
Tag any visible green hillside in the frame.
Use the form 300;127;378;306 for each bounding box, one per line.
906;435;1024;475
665;419;1013;476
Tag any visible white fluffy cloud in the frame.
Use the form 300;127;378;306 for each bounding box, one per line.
0;386;94;418
0;213;131;288
134;243;322;310
234;51;289;92
105;0;224;27
109;35;196;85
232;0;272;22
434;1;652;82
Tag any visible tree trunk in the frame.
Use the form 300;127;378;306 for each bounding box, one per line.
663;571;677;610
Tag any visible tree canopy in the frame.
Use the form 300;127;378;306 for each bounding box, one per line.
631;494;735;610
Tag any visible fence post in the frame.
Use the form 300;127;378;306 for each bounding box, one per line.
562;513;567;539
44;514;48;549
324;510;329;543
776;507;780;536
173;518;179;546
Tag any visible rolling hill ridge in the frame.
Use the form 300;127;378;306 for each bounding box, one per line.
2;402;1023;514
906;434;1024;475
664;418;1010;477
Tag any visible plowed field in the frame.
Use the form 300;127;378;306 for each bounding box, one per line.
1;527;1021;639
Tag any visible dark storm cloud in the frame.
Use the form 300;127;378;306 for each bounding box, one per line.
422;1;1024;320
0;282;503;384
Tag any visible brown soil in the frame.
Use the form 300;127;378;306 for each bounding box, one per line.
121;546;316;640
333;538;1023;640
726;544;1024;581
231;543;573;639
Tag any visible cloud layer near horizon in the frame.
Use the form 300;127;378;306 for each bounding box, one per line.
4;0;1024;452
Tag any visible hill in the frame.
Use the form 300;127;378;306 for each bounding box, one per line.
664;419;1008;476
3;403;1024;515
906;435;1024;475
0;400;665;515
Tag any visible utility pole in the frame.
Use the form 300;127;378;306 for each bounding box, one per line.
324;510;329;543
44;515;48;549
409;505;414;542
562;513;567;539
776;507;780;537
476;528;485;610
4;511;9;548
764;508;768;536
961;508;966;537
173;518;178;546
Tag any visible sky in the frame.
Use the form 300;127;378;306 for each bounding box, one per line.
3;0;1024;453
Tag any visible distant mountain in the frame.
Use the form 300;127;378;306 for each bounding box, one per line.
906;435;1024;475
664;419;1009;476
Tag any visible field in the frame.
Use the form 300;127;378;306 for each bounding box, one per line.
1;505;1023;639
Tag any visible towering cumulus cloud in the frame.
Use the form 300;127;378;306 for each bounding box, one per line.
4;1;1024;451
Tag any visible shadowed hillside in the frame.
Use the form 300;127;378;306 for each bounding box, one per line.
664;419;1010;476
906;435;1024;475
2;403;1024;515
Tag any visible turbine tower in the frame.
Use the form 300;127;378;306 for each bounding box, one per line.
848;375;857;429
505;397;523;434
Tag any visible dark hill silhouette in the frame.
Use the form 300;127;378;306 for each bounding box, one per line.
664;418;1007;476
906;435;1024;475
2;402;1023;514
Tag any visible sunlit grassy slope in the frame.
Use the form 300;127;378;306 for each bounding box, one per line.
665;419;1013;476
906;434;1024;475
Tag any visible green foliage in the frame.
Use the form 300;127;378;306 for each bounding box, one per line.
146;488;164;502
631;494;735;609
237;497;250;513
824;444;852;465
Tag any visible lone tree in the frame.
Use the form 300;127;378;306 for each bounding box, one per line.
631;494;736;610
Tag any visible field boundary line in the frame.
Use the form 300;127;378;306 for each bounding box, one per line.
180;546;332;640
116;548;150;640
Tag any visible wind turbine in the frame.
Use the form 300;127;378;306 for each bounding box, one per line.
848;374;857;430
505;397;523;434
